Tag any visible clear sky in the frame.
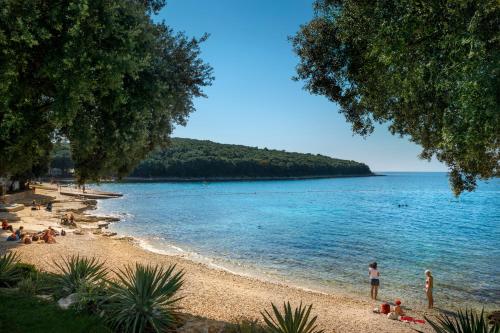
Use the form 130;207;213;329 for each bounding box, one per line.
157;0;447;172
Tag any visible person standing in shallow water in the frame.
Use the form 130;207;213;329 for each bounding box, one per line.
369;262;380;300
425;270;434;309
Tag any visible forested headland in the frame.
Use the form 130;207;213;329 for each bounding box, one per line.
50;138;373;180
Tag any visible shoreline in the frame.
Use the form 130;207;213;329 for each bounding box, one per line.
45;173;383;184
1;186;434;332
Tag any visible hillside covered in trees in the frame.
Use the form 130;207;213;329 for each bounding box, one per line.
129;138;372;179
50;138;372;179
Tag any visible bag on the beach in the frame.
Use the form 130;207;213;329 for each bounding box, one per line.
380;302;391;314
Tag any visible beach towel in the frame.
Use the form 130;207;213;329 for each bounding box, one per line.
400;316;425;324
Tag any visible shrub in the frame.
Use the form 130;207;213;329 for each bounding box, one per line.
261;302;324;333
12;262;37;279
51;255;108;298
72;281;108;315
419;309;500;333
0;252;22;287
17;277;38;296
103;263;184;333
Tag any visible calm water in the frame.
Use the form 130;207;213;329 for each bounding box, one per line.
93;173;500;310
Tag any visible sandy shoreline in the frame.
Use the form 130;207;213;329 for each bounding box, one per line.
0;186;433;333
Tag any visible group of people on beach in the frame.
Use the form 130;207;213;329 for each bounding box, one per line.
3;219;65;244
31;200;52;212
61;213;76;227
368;261;434;309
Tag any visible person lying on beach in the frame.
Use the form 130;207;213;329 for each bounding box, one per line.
41;227;57;243
23;234;32;244
6;232;18;241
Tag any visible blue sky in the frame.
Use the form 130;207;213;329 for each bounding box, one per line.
158;0;446;172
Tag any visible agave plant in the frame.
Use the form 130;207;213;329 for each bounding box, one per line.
51;255;108;296
261;302;324;333
17;276;39;296
419;309;499;333
0;252;22;287
103;263;184;333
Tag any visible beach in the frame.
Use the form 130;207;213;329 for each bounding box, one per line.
1;185;434;333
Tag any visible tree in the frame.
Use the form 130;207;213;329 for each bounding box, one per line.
291;0;499;195
0;0;213;184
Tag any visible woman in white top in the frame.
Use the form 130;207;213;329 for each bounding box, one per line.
369;262;380;300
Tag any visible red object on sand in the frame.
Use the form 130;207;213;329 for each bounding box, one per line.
400;316;425;324
380;303;391;314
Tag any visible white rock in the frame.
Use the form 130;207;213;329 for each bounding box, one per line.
35;294;52;301
57;293;78;310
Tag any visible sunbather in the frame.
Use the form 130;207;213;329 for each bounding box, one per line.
6;232;17;241
15;226;25;239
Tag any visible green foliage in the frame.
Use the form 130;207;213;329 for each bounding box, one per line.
224;320;266;333
103;263;184;333
292;0;500;195
51;255;108;297
130;137;372;178
261;302;324;333
0;290;111;333
72;281;108;315
17;277;39;296
0;252;22;287
0;0;213;183
12;262;37;279
418;309;500;333
50;142;74;174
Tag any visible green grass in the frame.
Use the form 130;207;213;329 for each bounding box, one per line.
0;289;110;333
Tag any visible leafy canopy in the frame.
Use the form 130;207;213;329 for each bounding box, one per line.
0;0;213;183
291;0;499;195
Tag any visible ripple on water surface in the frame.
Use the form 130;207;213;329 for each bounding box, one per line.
93;173;500;310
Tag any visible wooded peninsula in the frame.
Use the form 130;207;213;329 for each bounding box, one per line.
50;138;373;180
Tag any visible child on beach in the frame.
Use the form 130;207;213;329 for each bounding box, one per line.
425;270;433;309
369;262;380;300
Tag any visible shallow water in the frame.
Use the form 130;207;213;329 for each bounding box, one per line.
93;173;500;310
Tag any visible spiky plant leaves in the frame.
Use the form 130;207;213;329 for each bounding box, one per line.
416;309;500;333
51;255;108;297
17;277;37;296
0;252;22;287
103;263;184;333
261;302;324;333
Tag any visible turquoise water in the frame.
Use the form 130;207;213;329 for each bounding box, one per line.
93;173;500;310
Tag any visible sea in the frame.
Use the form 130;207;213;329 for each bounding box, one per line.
92;172;500;310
